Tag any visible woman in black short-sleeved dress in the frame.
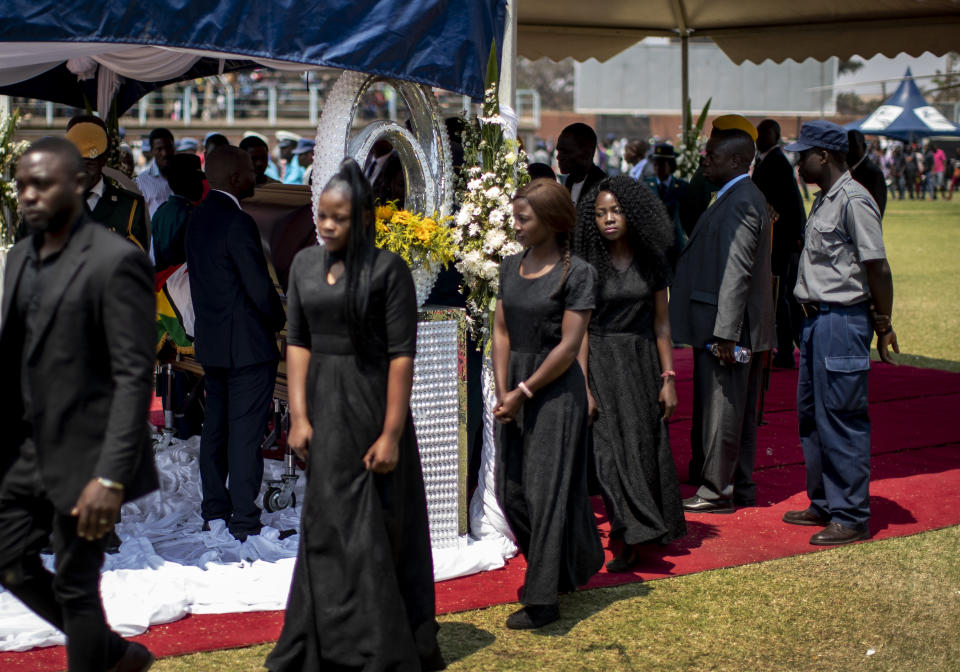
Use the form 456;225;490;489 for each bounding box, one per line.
573;175;686;573
266;160;444;672
493;178;604;630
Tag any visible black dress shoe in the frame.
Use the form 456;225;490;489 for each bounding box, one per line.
104;530;122;554
682;496;735;513
782;508;830;526
809;523;869;546
505;604;560;630
605;545;645;573
108;641;154;672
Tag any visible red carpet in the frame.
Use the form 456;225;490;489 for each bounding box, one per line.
5;351;960;671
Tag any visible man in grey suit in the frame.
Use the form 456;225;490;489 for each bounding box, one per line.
670;115;774;513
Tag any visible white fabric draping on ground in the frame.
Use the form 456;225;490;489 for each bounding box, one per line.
0;433;506;652
468;358;518;559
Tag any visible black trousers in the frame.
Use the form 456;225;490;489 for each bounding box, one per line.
0;443;128;672
774;253;802;363
199;361;277;536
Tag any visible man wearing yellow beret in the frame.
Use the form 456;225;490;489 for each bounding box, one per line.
669;114;775;513
65;116;149;252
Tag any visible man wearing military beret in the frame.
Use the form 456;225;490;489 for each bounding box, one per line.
65;115;150;252
783;121;899;546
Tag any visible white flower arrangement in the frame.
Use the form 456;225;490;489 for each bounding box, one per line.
453;83;529;347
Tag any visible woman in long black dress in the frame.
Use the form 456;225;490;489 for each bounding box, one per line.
265;160;445;671
493;178;604;630
573;175;686;572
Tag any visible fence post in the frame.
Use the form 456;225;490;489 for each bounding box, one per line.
183;86;192;126
138;93;148;125
268;87;278;126
309;85;319;125
226;86;235;126
45;101;54;127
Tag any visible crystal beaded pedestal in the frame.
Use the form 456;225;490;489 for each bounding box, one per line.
411;309;467;549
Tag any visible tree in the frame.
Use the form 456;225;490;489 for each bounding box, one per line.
515;57;575;110
838;58;865;76
927;52;960;104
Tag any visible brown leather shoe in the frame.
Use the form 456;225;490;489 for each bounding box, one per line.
108;642;154;672
809;522;870;546
782;509;830;526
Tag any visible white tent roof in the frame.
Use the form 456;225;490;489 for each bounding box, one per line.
518;0;960;63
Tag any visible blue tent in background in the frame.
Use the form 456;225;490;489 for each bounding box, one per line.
0;0;507;114
847;68;960;141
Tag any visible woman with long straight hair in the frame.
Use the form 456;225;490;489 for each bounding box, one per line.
493;177;604;630
573;175;686;573
266;159;445;671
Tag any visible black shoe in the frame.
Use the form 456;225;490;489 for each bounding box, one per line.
105;530;122;554
605;545;644;573
809;523;869;546
782;508;830;526
108;641;155;672
231;529;261;542
733;497;756;507
682;496;735;513
506;604;560;630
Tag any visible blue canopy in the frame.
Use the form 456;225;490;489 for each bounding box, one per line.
0;0;506;112
847;68;960;141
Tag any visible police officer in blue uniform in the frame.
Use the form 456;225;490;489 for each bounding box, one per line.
782;121;899;545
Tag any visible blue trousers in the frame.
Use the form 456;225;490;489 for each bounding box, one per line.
797;302;872;529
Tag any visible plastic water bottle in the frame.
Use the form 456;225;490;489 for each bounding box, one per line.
705;343;752;364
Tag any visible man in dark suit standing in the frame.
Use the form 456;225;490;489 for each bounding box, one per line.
645;142;691;262
556;122;606;205
753;119;806;368
65;115;150;252
847;130;887;216
670;116;774;512
0;138;157;671
186;146;286;541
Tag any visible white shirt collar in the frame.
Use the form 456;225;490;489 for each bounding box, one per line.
89;176;106;198
212;189;242;210
756;146;775;164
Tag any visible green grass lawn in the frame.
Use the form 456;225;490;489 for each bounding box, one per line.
150;196;960;672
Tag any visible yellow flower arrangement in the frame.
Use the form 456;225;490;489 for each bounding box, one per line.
374;201;456;270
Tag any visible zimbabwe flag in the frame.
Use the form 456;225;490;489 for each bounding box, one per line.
156;263;195;354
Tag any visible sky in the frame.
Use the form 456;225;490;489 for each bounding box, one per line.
835;52;951;98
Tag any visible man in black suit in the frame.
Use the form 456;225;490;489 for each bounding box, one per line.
0;138;157;671
556;122;606;205
186;146;287;541
753;119;807;368
65;115;150;252
847;130;887;215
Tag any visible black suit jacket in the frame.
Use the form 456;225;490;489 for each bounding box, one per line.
852;159;887;217
0;218;158;512
185;190;286;369
89;176;150;252
566;165;607;204
751;148;806;274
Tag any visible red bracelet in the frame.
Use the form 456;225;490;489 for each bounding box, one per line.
660;370;676;379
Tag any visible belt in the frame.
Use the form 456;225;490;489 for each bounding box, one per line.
800;302;821;319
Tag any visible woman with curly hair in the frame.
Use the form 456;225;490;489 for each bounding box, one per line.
493;178;604;629
573;175;686;572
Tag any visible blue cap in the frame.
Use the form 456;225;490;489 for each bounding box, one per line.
291;138;315;155
784;120;849;153
176;137;199;152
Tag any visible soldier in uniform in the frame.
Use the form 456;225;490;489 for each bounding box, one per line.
65;115;150;252
783;121;899;546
